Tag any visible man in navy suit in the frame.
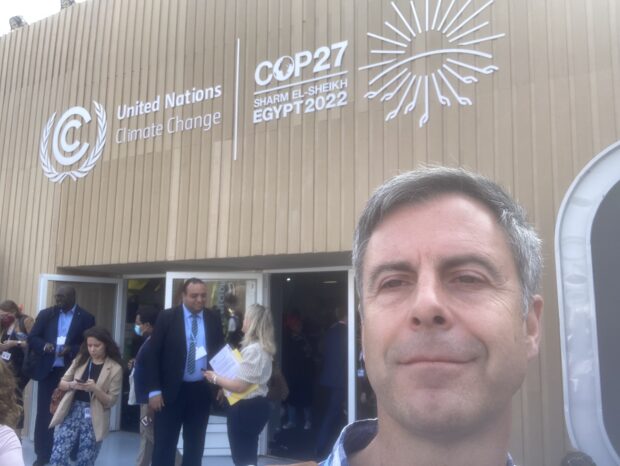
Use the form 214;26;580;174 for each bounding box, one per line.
27;286;95;466
316;306;348;458
147;278;225;466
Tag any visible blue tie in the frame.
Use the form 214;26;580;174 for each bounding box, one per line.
187;314;198;373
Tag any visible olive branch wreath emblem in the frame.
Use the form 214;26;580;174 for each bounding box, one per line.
39;101;107;183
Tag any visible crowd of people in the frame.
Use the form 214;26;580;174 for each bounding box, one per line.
0;278;281;466
0;166;603;466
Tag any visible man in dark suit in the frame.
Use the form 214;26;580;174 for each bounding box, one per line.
27;286;95;466
316;306;348;458
148;278;225;466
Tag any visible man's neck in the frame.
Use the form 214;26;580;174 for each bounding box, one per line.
183;304;203;315
351;413;511;466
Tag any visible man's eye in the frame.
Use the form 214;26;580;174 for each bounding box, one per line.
454;274;483;284
380;279;406;289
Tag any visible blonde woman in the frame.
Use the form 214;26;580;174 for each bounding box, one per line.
204;303;275;466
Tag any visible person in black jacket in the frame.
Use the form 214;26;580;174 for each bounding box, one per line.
147;278;224;466
27;286;95;466
315;306;348;458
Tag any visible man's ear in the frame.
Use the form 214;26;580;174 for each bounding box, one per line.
525;294;543;360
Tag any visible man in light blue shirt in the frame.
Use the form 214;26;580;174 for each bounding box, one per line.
320;168;543;466
28;286;95;466
147;278;225;466
53;302;76;367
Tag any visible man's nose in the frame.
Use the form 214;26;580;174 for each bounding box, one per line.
408;274;450;328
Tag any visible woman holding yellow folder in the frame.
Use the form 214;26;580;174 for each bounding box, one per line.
204;303;275;466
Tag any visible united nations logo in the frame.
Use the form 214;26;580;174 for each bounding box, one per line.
39;101;107;183
359;0;505;127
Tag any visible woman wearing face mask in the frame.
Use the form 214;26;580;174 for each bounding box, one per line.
49;326;123;466
204;303;275;466
129;305;182;466
0;300;34;437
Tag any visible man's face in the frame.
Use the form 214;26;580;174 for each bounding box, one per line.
55;287;76;311
360;194;542;439
182;283;207;313
135;315;152;335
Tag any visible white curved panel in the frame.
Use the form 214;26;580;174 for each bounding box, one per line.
555;141;620;466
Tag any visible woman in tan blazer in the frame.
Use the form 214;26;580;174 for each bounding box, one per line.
49;326;123;466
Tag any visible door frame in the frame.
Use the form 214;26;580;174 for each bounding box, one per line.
29;274;125;438
263;266;357;424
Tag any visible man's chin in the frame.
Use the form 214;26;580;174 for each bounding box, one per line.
382;394;481;439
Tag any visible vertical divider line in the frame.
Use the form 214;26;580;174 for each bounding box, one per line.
233;37;241;161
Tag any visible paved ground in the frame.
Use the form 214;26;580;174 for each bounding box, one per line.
21;432;298;465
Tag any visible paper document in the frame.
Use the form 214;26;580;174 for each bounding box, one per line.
209;345;258;405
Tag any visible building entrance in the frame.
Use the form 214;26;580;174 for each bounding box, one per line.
267;270;349;462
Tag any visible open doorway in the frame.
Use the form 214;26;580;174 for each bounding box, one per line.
120;277;165;432
268;271;349;462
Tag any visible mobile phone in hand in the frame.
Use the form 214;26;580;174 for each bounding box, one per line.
74;377;87;383
140;415;152;427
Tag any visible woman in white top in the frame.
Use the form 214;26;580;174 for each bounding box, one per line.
204;303;275;466
0;359;25;466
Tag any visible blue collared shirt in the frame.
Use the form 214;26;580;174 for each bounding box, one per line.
54;305;76;367
319;419;516;466
182;304;207;381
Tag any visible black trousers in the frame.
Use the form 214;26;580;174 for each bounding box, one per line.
227;396;270;466
152;381;212;466
315;386;346;457
35;367;65;461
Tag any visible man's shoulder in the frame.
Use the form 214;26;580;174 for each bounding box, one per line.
161;306;183;318
320;419;378;466
33;306;57;325
154;306;183;329
37;306;56;316
204;306;222;319
75;305;95;320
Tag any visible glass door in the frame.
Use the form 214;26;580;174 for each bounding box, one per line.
29;274;124;438
164;271;263;457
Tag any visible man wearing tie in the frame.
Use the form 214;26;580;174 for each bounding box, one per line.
147;278;225;466
27;286;95;466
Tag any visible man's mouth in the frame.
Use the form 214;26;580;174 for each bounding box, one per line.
398;355;473;365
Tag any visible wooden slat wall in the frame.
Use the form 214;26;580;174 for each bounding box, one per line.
1;0;620;462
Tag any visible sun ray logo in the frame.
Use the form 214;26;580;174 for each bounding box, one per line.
39;101;107;183
359;0;505;127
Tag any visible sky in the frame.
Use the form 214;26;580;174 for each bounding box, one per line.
0;0;87;37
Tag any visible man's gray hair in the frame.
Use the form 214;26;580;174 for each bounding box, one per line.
352;166;542;315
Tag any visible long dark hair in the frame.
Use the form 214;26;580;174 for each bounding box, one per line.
74;326;123;367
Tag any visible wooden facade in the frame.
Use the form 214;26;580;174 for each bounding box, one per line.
1;0;620;463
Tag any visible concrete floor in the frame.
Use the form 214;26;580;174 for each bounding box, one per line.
21;431;297;466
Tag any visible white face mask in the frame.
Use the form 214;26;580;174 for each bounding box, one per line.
134;324;142;337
